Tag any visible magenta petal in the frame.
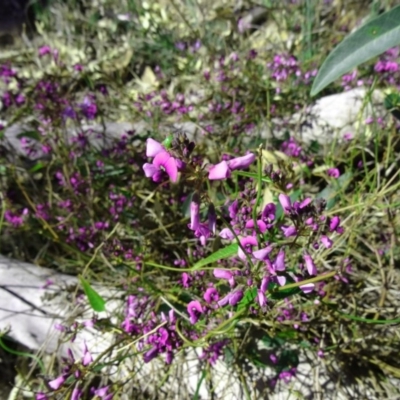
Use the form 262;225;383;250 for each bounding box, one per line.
320;235;333;249
203;287;219;303
143;163;158;178
253;246;273;260
228;290;243;306
219;228;235;240
164;156;178;182
187;300;203;324
146;138;165;157
213;268;233;280
257;290;267;307
274;250;286;272
300;283;315;294
48;375;66;390
276;275;287;286
227;153;256;171
208;161;231;180
260;276;269;292
304;254;317;275
189;194;200;231
278;194;291;214
153;151;178;182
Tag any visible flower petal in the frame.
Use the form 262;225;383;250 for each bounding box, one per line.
208;161;231;180
146;138;165;157
227;153;256;171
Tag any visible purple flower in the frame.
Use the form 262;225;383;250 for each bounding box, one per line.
82;342;93;366
38;45;51;56
143;151;178;182
273;250;286;272
219;227;235;240
329;216;341;232
229;200;239;218
228;289;244;306
262;203;276;221
187;300;203;324
208;153;256;180
303;254;317;275
238;236;258;260
226;153;256;171
143;346;159;363
278;194;291;214
281;225;297;237
189;194;200;231
257;289;267;307
320;235;333;248
204;287;219;303
245;219;268;233
208;204;216;234
71;385;82;400
327;168;340;178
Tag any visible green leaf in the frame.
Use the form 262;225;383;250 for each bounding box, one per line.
16;131;41;141
384;92;400;120
311;5;400;96
79;276;106;312
29;162;45;173
192;243;238;269
237;287;257;311
268;281;301;300
181;192;194;218
316;171;352;210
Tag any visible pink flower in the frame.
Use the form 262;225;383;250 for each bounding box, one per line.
82;342;93;366
273;250;286;272
257;290;267;307
227;153;256;171
329;216;341;232
48;375;66;390
281;225;297;237
252;246;273;260
238;236;258;260
278;194;291;214
143;151;178;182
327;168;340;178
187;300;203;324
204;287;219;303
228;289;244;306
38;46;51;57
208;161;231;180
219;228;235;240
320;235;333;248
245;219;268;233
208;153;256;180
189;194;200;231
146;138;165;157
299;283;315;294
213;268;233;280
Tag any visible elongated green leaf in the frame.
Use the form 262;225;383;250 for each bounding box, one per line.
79;276;106;312
192;243;238;269
16;131;41;141
311;5;400;96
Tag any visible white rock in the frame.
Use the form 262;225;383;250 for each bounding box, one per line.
0;88;386;161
